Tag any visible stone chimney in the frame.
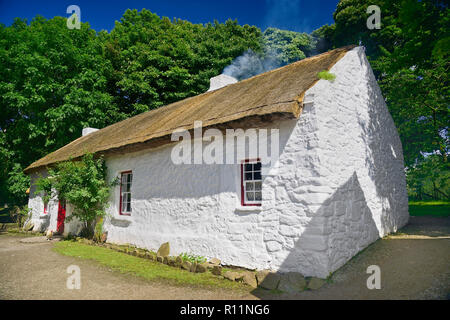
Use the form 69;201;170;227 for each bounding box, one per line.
207;74;238;92
82;127;99;136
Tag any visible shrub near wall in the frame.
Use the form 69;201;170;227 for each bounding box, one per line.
35;153;118;236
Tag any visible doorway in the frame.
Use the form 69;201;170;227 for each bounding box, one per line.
57;200;66;234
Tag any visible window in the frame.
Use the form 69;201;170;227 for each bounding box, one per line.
120;171;133;215
241;160;262;206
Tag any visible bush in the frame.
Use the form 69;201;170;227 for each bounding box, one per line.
407;154;449;201
35;153;118;238
9;205;31;228
93;217;105;242
179;252;207;264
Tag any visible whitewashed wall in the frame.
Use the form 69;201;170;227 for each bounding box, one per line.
27;171;82;235
27;171;55;232
27;47;408;278
102;116;316;273
268;47;410;276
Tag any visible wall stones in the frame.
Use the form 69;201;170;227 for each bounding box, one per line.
278;272;307;293
256;270;281;290
212;265;222;276
157;242;170;257
181;261;192;271
242;271;258;288
265;241;282;253
307;277;326;290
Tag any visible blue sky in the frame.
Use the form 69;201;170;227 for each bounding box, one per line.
0;0;339;33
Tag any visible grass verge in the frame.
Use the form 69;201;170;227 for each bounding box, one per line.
53;241;249;291
409;201;450;217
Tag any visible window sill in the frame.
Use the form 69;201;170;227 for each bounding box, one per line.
234;205;262;213
110;215;132;227
115;213;132;219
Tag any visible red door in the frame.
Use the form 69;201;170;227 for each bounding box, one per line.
57;200;66;234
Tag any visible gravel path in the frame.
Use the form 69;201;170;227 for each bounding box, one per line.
0;235;255;300
1;216;449;300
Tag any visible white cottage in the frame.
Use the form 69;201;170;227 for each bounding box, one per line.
25;46;409;278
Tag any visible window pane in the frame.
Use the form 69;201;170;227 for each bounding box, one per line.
245;163;252;171
245;172;252;181
253;162;261;171
122;175;127;184
127;201;131;213
127;173;132;183
121;195;127;212
246;182;254;191
255;192;262;201
126;183;131;192
254;171;262;180
254;181;262;191
246;192;254;201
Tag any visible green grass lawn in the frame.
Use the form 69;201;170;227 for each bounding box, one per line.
53;241;249;291
409;201;450;217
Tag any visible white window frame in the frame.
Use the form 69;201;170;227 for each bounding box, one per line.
120;171;133;215
241;159;262;206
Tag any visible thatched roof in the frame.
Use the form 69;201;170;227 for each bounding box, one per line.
25;45;355;173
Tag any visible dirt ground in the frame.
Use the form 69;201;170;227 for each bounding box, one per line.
0;216;449;300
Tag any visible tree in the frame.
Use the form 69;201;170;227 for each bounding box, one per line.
104;9;262;114
221;27;315;80
407;154;449;200
330;0;449;166
310;24;335;53
263;27;314;64
329;0;449;200
35;153;117;235
0;10;263;206
0;16;116;205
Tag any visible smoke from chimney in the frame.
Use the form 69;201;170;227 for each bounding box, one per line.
221;49;281;81
219;0;315;81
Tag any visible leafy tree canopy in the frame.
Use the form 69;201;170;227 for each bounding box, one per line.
1;3;448;205
0;10;263;205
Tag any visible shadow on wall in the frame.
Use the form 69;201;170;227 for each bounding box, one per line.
356;48;409;233
252;172;379;297
253;49;409;294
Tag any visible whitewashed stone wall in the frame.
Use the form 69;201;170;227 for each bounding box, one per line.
27;47;408;278
27;171;83;235
102;117;313;273
306;47;409;274
27;171;55;232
